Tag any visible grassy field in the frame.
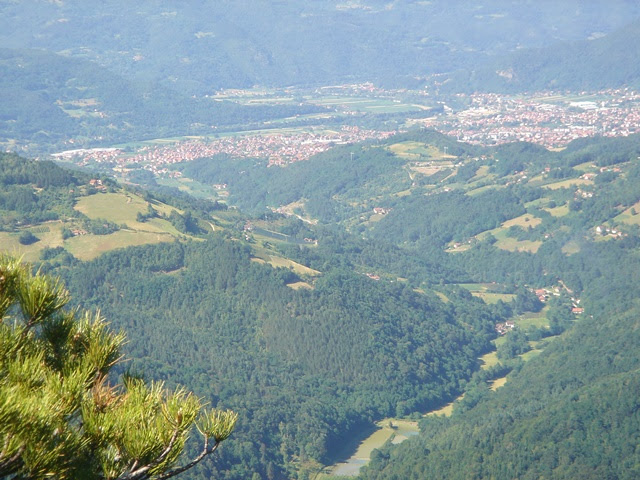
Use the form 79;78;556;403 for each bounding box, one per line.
502;214;542;229
0;223;65;262
75;192;146;223
327;419;419;476
479;350;499;369
544;204;570;217
542;178;593;190
311;97;421;114
287;281;314;290
470;165;490;181
156;177;223;201
389;141;456;161
477;223;543;253
426;399;458;417
75;192;183;236
572;160;597;172
252;248;321;277
65;230;175;261
267;255;321;276
516;307;550;330
561;240;581;255
475;292;516;304
0;190;188;262
457;283;516;303
465;184;504;196
495;236;542;253
614;200;640;225
520;348;543;362
489;377;507;391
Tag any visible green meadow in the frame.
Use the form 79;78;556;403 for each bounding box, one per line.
65;230;175;261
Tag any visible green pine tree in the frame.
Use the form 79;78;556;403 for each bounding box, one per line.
0;255;237;479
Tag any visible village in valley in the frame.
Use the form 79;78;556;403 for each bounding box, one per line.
50;87;640;192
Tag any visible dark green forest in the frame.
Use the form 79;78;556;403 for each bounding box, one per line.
54;238;500;479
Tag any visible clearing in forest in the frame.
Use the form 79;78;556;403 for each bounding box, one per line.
65;230;174;261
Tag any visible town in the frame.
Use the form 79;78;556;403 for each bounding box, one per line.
425;88;640;148
52;87;640;180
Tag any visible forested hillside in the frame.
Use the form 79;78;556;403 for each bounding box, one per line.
56;238;500;479
361;237;640;479
3;127;640;478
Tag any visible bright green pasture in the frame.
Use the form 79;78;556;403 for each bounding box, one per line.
457;283;515;304
516;307;550;329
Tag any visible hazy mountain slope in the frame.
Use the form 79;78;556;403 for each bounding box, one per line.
441;18;640;93
2;1;639;92
0;48;323;151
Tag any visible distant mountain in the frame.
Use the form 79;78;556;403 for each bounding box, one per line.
440;18;640;93
0;48;324;152
1;1;639;92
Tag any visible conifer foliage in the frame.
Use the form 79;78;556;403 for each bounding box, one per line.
0;255;237;479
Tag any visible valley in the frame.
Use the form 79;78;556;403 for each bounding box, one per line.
3;3;640;479
3;123;638;478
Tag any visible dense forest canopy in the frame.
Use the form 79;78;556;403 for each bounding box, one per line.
56;237;501;479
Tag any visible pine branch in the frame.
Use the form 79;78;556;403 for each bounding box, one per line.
157;437;219;480
116;425;182;480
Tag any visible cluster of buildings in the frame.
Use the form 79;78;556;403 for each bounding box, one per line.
56;126;395;175
421;89;640;148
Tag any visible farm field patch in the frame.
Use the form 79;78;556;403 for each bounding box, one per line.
65;230;174;261
542;178;593;190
